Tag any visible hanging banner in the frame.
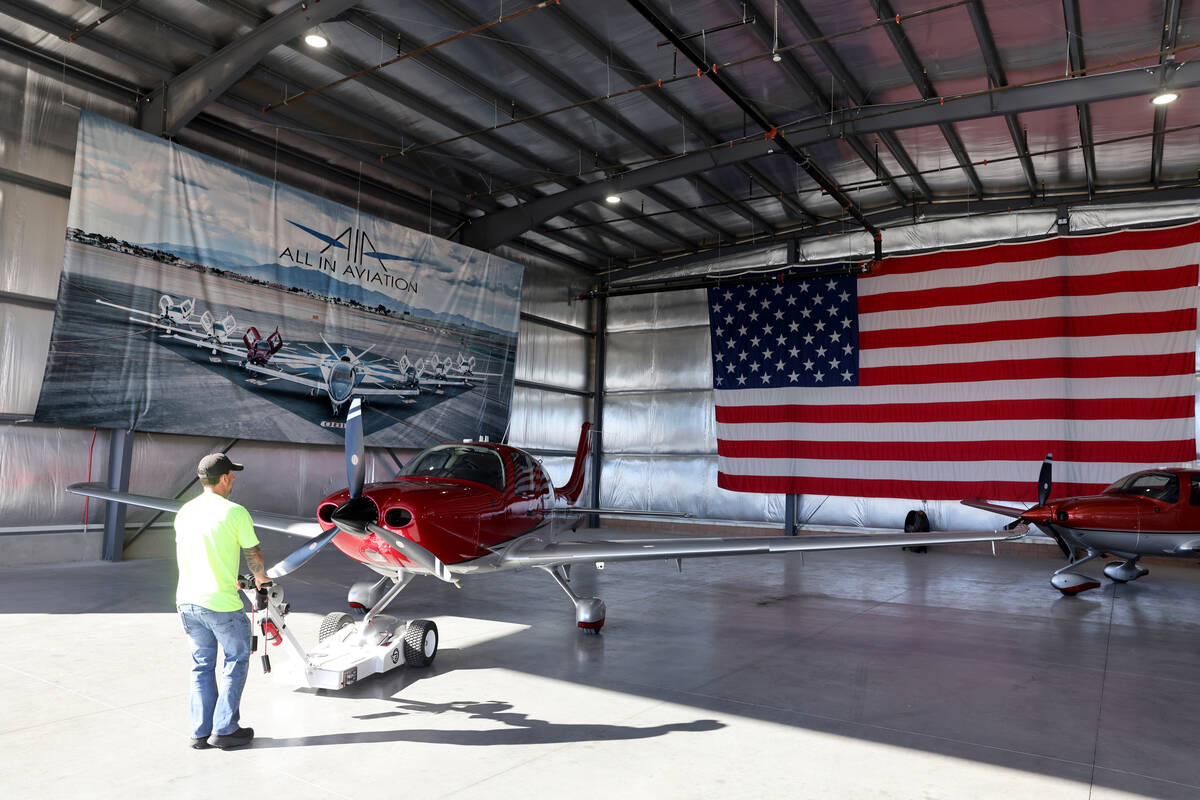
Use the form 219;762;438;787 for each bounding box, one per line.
34;112;524;447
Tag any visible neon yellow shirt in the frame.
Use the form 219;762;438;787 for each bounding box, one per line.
175;491;259;612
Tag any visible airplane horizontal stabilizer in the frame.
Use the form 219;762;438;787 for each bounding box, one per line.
66;482;326;539
498;525;1028;568
961;499;1028;518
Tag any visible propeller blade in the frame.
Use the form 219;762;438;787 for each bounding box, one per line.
346;398;364;499
366;522;460;586
266;526;341;579
1037;453;1053;506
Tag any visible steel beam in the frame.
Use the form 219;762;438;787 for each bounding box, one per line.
101;428;134;561
1151;0;1183;187
1062;0;1097;195
965;0;1038;197
588;296;607;529
769;0;926;204
869;0;983;198
425;0;734;244
138;0;358;136
623;0;876;237
461;61;1199;249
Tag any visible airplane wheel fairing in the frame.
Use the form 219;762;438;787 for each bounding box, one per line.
1103;561;1150;583
575;598;605;633
1051;572;1102;595
403;619;437;667
318;611;354;642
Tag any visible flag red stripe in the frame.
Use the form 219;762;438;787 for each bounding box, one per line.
715;395;1194;425
859;308;1196;350
716;439;1195;463
869;222;1200;276
858;265;1197;314
717;474;1111;502
859;352;1193;386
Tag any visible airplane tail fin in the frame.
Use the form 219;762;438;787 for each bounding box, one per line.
555;422;594;505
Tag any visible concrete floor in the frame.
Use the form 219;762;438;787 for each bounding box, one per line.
2;536;1200;799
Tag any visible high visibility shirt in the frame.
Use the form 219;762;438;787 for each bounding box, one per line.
175;492;259;612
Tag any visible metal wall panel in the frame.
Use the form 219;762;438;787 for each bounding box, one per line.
601;455;782;520
503;244;592;328
0;303;52;414
1071;201;1200;232
607;288;709;331
0;180;69;298
0;423;110;527
603;390;714;454
514;318;589;390
507;386;589;452
604;327;711;392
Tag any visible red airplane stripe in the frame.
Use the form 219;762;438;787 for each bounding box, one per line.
859;352;1194;386
866;222;1200;276
858;265;1197;315
716;439;1196;464
714;396;1195;424
859;308;1196;350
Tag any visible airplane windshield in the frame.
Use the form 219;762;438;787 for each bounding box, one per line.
401;446;505;491
1103;472;1179;503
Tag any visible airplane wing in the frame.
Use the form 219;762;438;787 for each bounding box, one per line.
66;482;326;539
496;525;1028;568
243;362;327;390
961;499;1028;518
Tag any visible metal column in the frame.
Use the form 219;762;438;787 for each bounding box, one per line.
588;295;607;529
101;428;134;561
784;494;798;536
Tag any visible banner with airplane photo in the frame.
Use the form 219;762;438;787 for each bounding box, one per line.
34;112;524;447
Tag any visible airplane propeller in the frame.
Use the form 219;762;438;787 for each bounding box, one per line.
266;397;460;585
1037;453;1053;506
1033;453;1072;557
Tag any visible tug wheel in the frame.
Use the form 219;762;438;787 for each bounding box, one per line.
318;611;354;642
403;619;438;667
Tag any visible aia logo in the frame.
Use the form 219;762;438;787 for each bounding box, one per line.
286;219;416;273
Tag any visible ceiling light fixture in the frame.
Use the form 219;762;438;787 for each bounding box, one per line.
605;194;621;204
304;29;329;48
1151;91;1178;105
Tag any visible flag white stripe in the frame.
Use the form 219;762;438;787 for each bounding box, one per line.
860;331;1194;369
860;245;1200;296
717;418;1194;443
714;376;1197;407
859;288;1193;332
716;458;1172;485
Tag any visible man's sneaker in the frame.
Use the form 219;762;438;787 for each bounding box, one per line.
207;727;254;749
189;737;212;750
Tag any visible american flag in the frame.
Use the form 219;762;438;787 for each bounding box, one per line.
708;222;1200;502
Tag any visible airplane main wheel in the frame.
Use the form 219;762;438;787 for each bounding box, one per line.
403;619;438;667
318;611;354;642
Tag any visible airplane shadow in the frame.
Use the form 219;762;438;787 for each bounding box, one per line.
249;696;722;748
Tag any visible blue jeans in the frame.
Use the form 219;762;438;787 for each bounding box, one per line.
178;604;252;738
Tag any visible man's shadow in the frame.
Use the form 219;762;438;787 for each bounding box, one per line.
250;696;723;748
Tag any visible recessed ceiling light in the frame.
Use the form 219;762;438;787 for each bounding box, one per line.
305;31;329;48
605;194;621;204
1151;91;1178;105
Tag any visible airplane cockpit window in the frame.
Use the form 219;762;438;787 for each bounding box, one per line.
1190;474;1200;506
1104;472;1179;503
510;451;542;496
401;446;505;491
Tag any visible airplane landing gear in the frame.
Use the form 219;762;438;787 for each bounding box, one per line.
542;565;606;633
1103;559;1149;583
1051;550;1103;595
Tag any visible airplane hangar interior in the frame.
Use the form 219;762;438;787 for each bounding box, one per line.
4;0;1200;797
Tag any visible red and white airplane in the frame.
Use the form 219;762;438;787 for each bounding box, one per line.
70;399;1021;667
964;456;1200;595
